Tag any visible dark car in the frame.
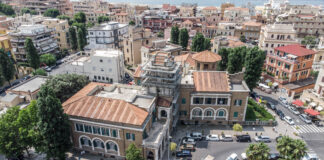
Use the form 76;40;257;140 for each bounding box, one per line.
279;113;285;120
315;121;324;127
250;92;258;99
267;102;276;110
11;80;20;86
269;153;282;160
276;109;283;115
23;75;31;81
0;87;5;94
236;135;251;142
176;150;192;157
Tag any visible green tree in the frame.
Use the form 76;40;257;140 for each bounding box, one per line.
277;136;294;159
61;48;69;58
33;68;47;76
129;20;135;25
30;10;37;15
171;26;180;44
290;139;307;160
203;38;211;50
126;143;144;160
0;3;15;16
0;73;4;86
310;70;319;79
244;47;266;90
74;12;86;24
97;16;110;24
232;123;243;133
240;35;247;43
227;47;244;74
157;31;164;38
0;106;24;159
43;74;89;102
69;27;78;50
17;101;40;156
217;48;230;71
43;9;60;18
191;33;205;52
40;53;56;66
57;15;70;21
21;8;31;14
301;36;317;49
0;49;15;86
246;142;270;160
36;85;72;159
25;38;40;70
179;28;189;50
77;28;86;51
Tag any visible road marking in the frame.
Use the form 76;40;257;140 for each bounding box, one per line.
292;125;324;134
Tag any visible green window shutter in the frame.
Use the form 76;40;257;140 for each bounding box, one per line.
239;100;242;105
234;112;238;118
132;134;135;141
93;140;97;147
106;143;110;149
101;142;104;148
112;130;117;137
88;140;92;146
106;128;110;136
182;98;186;104
80;138;84;145
126;133;130;139
93;127;97;134
76;124;80;131
114;144;118;151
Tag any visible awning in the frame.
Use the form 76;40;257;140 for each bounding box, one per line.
292;99;304;107
316;106;323;111
310;102;317;107
304;109;320;116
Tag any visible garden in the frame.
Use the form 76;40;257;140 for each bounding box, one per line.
245;98;275;121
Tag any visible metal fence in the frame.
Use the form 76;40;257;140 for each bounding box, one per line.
243;120;277;126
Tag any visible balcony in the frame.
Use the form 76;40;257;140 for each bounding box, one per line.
267;53;298;64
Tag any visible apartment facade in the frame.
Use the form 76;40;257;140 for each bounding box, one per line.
235;21;262;40
22;0;59;14
72;0;110;22
65;49;124;83
259;23;298;54
178;71;250;125
63;83;170;160
86;22;128;51
0;16;13;29
123;26;155;66
9;24;59;62
43;18;70;50
223;7;250;22
211;36;246;54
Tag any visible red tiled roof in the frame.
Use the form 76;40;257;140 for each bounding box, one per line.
192;50;222;63
275;44;316;57
62;82;148;126
203;6;218;10
193;71;229;92
174;53;195;67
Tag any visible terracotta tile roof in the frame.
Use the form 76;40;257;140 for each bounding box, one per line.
228;39;245;48
192;50;222;63
174;53;195;67
157;97;171;107
183;19;193;24
193;72;230;92
116;12;128;16
243;21;262;27
162;4;170;10
203;6;218;10
225;7;249;12
134;66;142;78
62;82;148;126
275;44;316;57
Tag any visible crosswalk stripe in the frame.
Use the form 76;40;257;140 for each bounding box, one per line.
293;125;324;134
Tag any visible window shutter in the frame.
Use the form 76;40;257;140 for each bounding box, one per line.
114;144;118;151
101;142;104;148
80;138;84;145
88;140;92;146
126;133;130;139
239;100;242;105
106;143;110;150
93;140;97;147
132;134;135;141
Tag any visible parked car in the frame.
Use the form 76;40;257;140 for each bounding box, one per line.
182;137;196;145
315;121;324;127
302;152;319;160
254;136;271;143
299;114;312;124
180;144;195;152
236;135;251;142
269;153;282;160
279;96;286;102
284;116;295;125
23;75;31;81
288;106;300;115
11;80;20;86
206;134;219;141
176;150;192;158
267;102;276;110
45;66;52;72
226;153;239;160
189;132;203;141
250;92;258;99
241;153;247;160
220;135;233;142
279;113;285;120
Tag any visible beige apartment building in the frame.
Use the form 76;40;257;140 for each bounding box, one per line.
63;82;170;160
223;7;250;22
112;13;129;24
211;36;246;54
259;23;298;54
72;0;110;22
43;18;70;50
178;71;250;125
235;21;263;40
123;26;155;66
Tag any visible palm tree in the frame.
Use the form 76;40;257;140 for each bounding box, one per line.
290;139;307;160
277;136;293;158
246;142;270;160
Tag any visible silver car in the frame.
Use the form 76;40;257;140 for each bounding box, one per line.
289;106;300;115
299;114;312;124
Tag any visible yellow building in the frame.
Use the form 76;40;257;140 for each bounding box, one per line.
43;18;70;50
0;32;14;60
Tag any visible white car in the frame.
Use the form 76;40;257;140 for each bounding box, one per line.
302;152;320;160
220;135;233;142
206;134;219;141
254;136;271;143
226;153;239;160
289;106;300;115
299;114;312;124
182;138;196;145
284;116;295;125
241;153;247;160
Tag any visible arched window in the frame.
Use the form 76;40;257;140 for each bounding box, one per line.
93;139;104;149
204;109;214;117
161;110;167;117
217;109;226;117
192;108;202;117
80;137;92;146
106;141;118;152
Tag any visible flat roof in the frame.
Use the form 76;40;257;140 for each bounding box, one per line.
11;76;47;93
231;83;246;91
93;49;122;57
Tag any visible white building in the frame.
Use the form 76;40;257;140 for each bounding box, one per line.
65;49;125;83
216;22;236;36
85;22;128;51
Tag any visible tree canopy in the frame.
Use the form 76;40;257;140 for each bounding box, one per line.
232;123;243;133
43;74;89;102
40;53;56;66
227;47;245;74
244;47;266;90
33;68;47;76
0;3;15;16
191;33;211;52
277;136;307;160
69;27;78;50
25;38;40;70
179;28;189;50
98;16;110;24
171;26;179;44
43;9;60;18
246;142;270;160
77;27;86;51
74;12;86;23
240;35;247;43
126;143;144;160
0;49;15;85
301;36;317;49
217;48;230;71
129;20;135;25
57;15;70;21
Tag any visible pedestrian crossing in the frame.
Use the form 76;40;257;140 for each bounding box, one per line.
291;124;324;134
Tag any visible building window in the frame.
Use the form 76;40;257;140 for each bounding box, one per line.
112;129;118;138
161;110;167;117
192;108;202;117
94;76;97;79
193;97;204;104
126;133;135;141
303;63;306;68
84;125;92;133
216;109;226;117
106;141;118;151
101;68;104;72
100;59;103;62
179;111;187;116
80;137;92;146
233;112;238;118
217;98;228;105
101;128;110;136
297;64;300;69
181;98;186;104
92;126;101;135
98;76;101;80
204;109;214;117
234;99;242;106
277;61;281;66
75;123;84;132
93;139;104;149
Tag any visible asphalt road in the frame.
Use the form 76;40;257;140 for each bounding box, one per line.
192;141;277;160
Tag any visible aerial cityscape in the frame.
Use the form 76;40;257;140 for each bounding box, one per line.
0;0;323;160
